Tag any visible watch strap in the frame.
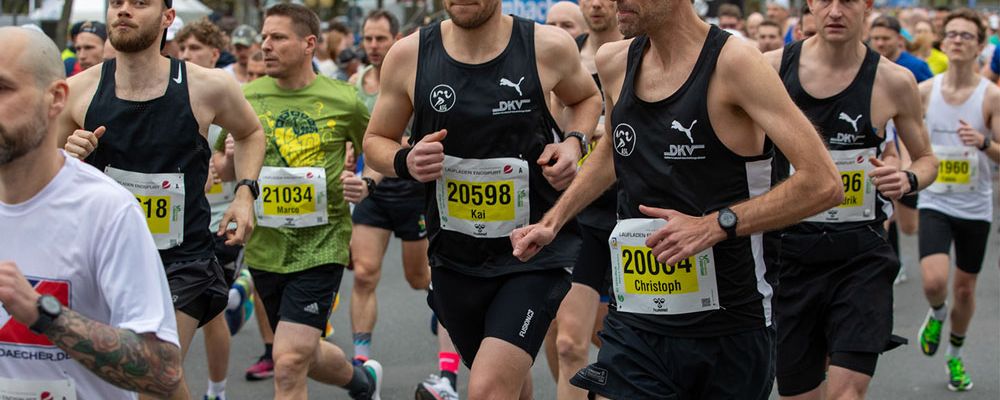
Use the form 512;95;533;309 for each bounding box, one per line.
235;179;259;199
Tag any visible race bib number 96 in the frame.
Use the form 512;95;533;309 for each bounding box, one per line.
436;156;529;238
610;218;719;315
799;148;876;223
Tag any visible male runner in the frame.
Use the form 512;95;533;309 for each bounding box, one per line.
73;21;107;71
546;1;588;39
55;1;266;399
757;20;785;52
871;15;934;83
225;25;259;84
915;9;1000;392
338;10;462;400
0;26;180;399
364;0;603;397
511;0;844;398
543;0;622;398
175;19;241;400
242;4;381;399
762;0;939;398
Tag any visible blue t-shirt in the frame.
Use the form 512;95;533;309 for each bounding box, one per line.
990;46;999;75
895;51;933;83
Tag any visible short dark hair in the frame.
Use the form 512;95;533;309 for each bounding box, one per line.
175;19;227;50
944;8;986;44
800;3;811;16
718;4;742;20
758;20;782;32
364;9;400;37
328;21;351;35
871;15;902;34
265;3;320;39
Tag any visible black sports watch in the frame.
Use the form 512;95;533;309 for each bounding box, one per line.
362;176;377;196
979;134;992;151
563;131;589;157
29;295;62;335
717;208;739;240
903;170;919;196
234;179;260;199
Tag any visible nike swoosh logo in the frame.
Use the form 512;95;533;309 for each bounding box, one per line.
173;66;183;84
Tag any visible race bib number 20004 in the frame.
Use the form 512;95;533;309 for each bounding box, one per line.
609;218;719;315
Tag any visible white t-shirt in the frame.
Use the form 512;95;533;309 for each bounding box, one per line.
0;152;179;400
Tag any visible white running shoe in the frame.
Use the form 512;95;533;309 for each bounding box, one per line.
363;359;383;400
415;374;459;400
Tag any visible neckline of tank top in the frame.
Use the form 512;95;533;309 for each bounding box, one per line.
789;42;877;104
627;27;722;106
430;15;525;70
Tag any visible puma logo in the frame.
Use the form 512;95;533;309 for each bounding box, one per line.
670;120;697;143
839;112;862;132
173;66;183;84
499;77;525;96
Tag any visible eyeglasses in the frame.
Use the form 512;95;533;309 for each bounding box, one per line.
944;31;978;41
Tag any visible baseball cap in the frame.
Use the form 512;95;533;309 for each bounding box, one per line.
74;21;107;41
231;25;259;47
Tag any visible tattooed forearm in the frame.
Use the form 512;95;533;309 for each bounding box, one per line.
43;307;182;397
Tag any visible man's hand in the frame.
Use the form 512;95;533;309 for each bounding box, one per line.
869;157;909;200
0;261;42;327
224;134;236;159
205;158;222;193
641;206;726;266
64;126;106;159
957;119;988;148
218;189;255;245
407;129;448;182
538;140;581;191
511;224;557;262
341;171;369;204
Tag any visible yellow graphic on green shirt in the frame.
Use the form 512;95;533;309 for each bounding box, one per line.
270;109;327;167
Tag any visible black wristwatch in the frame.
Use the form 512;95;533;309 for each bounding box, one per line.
362;176;377;196
980;134;992;151
903;170;919;196
234;179;260;199
717;208;739;240
563;131;589;157
29;295;63;335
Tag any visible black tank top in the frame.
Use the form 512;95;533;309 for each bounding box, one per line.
411;16;580;277
84;58;213;264
775;41;889;234
611;28;775;336
573;33;616;231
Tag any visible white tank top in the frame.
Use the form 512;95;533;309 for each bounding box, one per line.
918;75;994;222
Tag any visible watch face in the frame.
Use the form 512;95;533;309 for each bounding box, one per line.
720;212;737;227
40;296;61;314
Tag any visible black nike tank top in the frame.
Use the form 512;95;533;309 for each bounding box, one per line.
84;58;213;264
410;16;580;277
611;27;775;336
775;41;889;234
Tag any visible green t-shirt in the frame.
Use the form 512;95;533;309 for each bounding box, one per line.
242;75;369;273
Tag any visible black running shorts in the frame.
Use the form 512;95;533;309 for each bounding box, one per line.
427;267;571;367
250;264;344;334
572;224;612;297
918;209;991;274
351;193;427;241
166;257;229;327
571;313;775;400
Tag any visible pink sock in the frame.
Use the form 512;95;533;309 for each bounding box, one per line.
439;352;460;374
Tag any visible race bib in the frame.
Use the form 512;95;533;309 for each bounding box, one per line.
255;167;328;228
928;145;978;193
435;156;529;238
0;375;77;400
609;218;720;315
798;148;877;223
105;166;184;250
206;181;236;205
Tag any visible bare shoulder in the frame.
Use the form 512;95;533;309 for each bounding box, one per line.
595;39;632;75
917;75;934;98
186;62;237;89
380;30;420;93
717;36;772;74
984;81;1000;110
762;47;784;72
65;64;104;122
385;30;420;64
534;23;580;67
875;56;918;92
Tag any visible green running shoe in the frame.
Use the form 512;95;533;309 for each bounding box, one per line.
947;356;973;391
918;310;943;356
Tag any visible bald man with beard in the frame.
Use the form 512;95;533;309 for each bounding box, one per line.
546;1;588;39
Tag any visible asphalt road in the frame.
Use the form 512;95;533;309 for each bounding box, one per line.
183;209;1000;399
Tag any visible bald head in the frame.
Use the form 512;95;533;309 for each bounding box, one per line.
546;1;587;38
0;27;65;88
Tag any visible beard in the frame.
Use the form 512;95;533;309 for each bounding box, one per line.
0;103;49;167
447;1;499;30
109;20;162;53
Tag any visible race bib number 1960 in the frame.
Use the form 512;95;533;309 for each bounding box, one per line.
255;166;327;228
609;218;719;315
105;166;184;250
435;156;529;238
928;145;978;193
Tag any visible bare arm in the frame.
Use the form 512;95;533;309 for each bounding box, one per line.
45;309;182;396
980;86;1000;164
363;35;418;178
887;69;938;193
541;25;603;142
722;43;842;236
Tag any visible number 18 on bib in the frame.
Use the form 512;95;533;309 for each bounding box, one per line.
435;156;529;238
609;218;719;315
